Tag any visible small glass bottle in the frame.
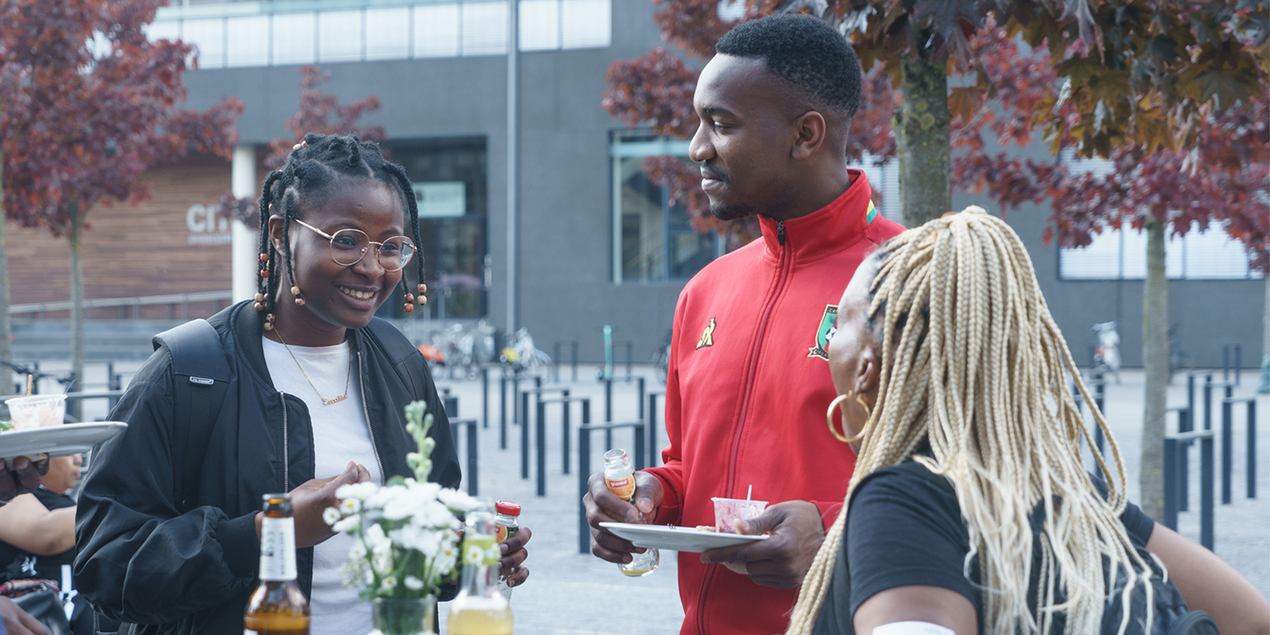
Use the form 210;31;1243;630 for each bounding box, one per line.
244;493;310;635
447;503;513;635
603;449;659;577
493;500;521;600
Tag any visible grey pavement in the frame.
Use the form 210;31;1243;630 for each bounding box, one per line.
63;360;1270;633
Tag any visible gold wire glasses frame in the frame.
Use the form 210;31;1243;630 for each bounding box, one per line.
293;219;416;272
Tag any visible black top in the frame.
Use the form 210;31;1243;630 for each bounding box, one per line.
811;459;1155;635
75;301;461;635
0;488;76;583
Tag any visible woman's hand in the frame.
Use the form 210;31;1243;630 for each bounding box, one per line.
256;462;371;548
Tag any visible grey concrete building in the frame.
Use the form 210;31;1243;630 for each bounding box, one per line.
162;0;1264;369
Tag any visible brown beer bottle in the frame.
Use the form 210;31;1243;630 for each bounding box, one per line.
244;493;310;635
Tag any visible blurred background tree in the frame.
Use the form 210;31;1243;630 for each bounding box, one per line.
0;0;242;397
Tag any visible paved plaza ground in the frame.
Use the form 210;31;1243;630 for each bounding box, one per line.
62;361;1268;634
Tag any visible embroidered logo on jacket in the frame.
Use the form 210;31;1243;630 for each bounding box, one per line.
807;305;837;360
696;317;717;349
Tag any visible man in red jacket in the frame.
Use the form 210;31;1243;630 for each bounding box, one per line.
585;14;905;635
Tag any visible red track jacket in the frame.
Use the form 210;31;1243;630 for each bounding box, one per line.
645;171;904;635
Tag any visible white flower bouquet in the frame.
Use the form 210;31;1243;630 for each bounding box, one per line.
325;400;480;600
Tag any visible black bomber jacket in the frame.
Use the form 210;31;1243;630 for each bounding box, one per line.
74;301;460;634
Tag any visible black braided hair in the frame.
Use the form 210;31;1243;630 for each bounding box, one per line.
255;133;428;321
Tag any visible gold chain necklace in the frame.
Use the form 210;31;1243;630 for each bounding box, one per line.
274;329;351;406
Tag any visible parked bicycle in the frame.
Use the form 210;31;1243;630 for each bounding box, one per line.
1;360;77;395
652;329;672;385
500;327;552;378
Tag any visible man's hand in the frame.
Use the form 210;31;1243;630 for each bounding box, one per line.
256;462;371;548
498;526;532;588
583;471;663;564
0;456;49;501
0;597;52;635
699;500;824;589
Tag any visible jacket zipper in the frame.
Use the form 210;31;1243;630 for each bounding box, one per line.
696;219;793;634
357;350;386;484
279;392;289;491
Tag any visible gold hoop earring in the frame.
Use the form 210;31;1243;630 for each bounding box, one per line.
826;392;874;444
826;393;853;443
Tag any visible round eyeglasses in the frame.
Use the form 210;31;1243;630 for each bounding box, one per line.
293;219;416;272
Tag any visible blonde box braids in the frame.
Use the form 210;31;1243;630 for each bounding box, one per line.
786;207;1154;635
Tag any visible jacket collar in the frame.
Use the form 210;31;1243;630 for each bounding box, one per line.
757;169;877;262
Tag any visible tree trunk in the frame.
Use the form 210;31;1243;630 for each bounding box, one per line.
0;151;12;396
1260;268;1269;394
896;49;952;228
69;200;84;412
1139;221;1169;521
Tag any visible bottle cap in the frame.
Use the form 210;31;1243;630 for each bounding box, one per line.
495;500;522;516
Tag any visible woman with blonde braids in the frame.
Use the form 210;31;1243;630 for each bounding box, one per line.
787;208;1268;635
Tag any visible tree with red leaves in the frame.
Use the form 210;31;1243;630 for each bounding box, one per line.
0;0;243;394
952;16;1268;519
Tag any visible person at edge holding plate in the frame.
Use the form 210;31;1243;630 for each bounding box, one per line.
584;14;903;635
74;135;530;635
784;208;1269;635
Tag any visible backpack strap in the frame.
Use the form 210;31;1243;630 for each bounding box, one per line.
152;319;230;514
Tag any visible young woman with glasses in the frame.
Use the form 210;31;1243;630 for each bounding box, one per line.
74;134;531;635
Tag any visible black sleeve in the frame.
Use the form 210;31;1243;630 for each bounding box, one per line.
1088;472;1155;545
73;353;258;625
845;465;978;618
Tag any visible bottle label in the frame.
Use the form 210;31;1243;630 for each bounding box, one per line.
462;534;500;566
259;517;298;581
245;630;259;635
494;524;518;544
605;476;635;501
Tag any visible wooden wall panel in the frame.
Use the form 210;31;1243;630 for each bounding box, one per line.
6;155;240;316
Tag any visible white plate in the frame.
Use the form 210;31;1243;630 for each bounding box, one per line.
0;422;127;459
599;521;768;553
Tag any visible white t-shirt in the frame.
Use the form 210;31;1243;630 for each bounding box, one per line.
262;336;382;635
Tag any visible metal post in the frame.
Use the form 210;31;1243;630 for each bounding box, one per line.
625;341;633;381
1234;344;1241;386
1203;374;1213;430
1224;345;1231;383
1248;400;1257;499
513;373;521;426
536;399;546;497
604;378;613;451
443;395;459;419
578;424;591;554
1200;434;1214;550
1222;397;1233;504
571;341;578;382
1163;437;1178;530
1187;373;1196;427
499;371;508;450
467;420;479;496
637;377;646;422
482;368;489;429
521;391;530;480
634;425;646;471
505;0;519;337
1179;407;1191;512
648;392;659;468
562;390;571;474
553;342;561;383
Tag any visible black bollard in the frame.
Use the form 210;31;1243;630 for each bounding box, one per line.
648;393;660;468
1222;396;1233;504
482;367;489;430
562;390;571;475
521;391;531;480
604;378;613;450
499;372;508;450
536;399;547;497
1248;400;1257;500
578;425;591;554
1164;437;1179;530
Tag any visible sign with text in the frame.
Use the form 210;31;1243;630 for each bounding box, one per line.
187;203;231;245
413;182;466;218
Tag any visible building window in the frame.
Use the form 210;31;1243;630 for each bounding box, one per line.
1058;222;1262;280
388;138;489;319
150;0;612;69
611;132;723;284
1057;153;1261;280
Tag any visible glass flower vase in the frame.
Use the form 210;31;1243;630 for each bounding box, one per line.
368;597;437;635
